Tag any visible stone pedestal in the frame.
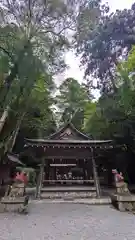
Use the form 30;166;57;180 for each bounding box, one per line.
115;182;130;194
111;181;135;212
111;194;135;212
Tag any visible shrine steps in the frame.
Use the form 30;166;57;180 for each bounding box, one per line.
40;186;97;199
32;197;111;205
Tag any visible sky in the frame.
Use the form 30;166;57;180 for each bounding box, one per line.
56;0;135;99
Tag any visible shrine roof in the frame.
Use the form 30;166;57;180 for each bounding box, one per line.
25;139;112;145
25;122;112;146
48;122;92;140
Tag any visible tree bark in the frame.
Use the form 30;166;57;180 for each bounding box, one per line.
0;106;10;134
8;112;26;152
108;70;117;93
91;147;101;198
35;158;44;199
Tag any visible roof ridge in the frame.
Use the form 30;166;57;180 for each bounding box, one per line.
48;122;91;140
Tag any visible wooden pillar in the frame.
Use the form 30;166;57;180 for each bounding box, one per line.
54;167;56;180
91;147;101;198
35;157;44;199
107;162;113;186
46;161;49;184
83;159;86;181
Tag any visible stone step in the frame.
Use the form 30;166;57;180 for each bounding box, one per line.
32;197;111;205
40;191;97;199
41;186;96;193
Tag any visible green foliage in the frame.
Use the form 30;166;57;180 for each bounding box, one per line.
83;45;135;147
0;0;88;156
83;101;96;127
0;0;100;157
56;78;93;130
75;2;135;93
21;73;56;138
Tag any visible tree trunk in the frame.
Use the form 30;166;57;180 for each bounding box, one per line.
91;147;101;198
35;158;44;199
108;70;117;93
2;63;18;104
8;113;26;152
0;41;30;107
0;106;10;134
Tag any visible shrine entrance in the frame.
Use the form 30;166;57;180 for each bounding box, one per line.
24;122;114;198
44;160;94;186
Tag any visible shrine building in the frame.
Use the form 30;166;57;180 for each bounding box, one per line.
24;122;115;198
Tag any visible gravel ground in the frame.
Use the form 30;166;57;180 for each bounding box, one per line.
0;203;135;240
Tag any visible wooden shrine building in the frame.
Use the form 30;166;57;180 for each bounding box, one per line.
24;123;115;198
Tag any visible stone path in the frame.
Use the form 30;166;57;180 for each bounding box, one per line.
0;203;135;240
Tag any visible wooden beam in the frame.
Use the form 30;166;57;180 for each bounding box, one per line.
44;156;91;160
50;164;76;167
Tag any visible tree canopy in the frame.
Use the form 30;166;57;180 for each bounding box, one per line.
75;1;135;93
0;0;100;158
56;77;93;130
